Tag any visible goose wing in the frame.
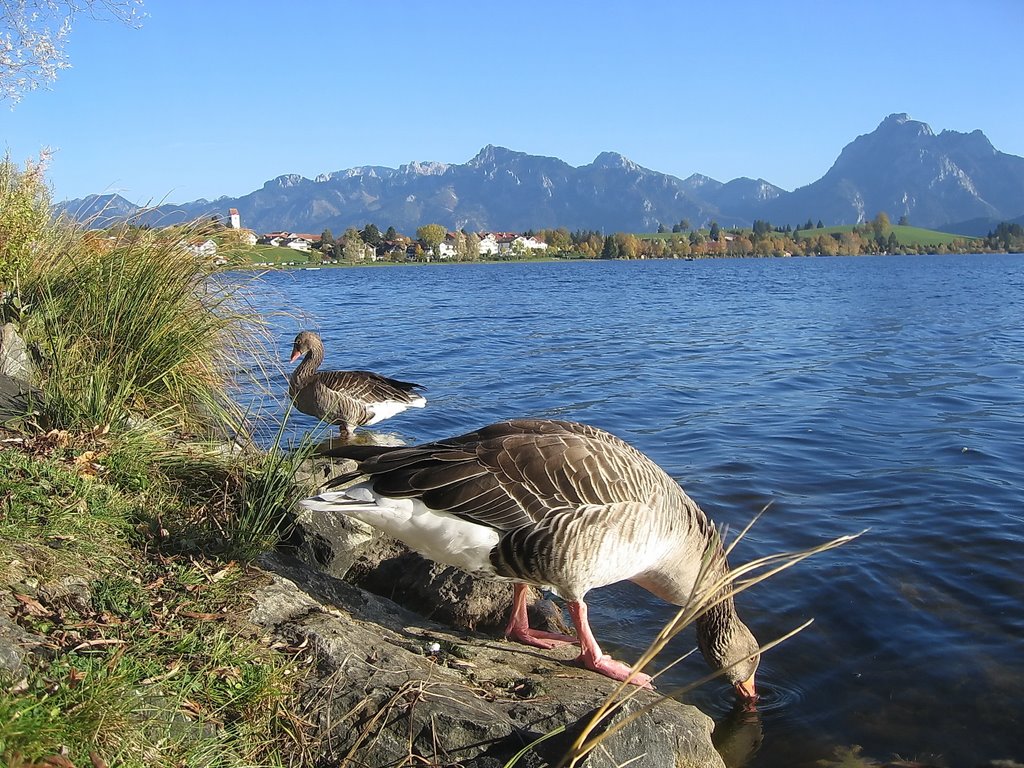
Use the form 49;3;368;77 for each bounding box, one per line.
331;418;670;532
316;369;424;404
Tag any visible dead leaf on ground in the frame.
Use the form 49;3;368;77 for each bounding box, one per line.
14;593;50;617
73;451;104;478
211;562;238;582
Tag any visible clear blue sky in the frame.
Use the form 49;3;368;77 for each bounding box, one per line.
3;0;1022;204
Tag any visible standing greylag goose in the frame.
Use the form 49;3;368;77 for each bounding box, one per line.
288;331;426;436
301;418;759;698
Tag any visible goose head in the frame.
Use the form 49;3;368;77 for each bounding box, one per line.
289;331;323;363
698;615;760;702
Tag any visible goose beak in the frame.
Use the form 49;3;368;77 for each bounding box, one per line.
289;349;301;362
734;674;758;703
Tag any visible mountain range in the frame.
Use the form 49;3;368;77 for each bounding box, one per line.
60;114;1024;237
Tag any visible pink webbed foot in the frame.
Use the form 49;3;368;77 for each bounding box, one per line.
505;625;578;650
575;653;653;688
504;583;578;649
567;599;653;689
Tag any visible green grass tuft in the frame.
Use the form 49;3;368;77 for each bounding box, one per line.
0;441;309;766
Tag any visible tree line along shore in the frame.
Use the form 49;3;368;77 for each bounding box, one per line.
181;211;1023;269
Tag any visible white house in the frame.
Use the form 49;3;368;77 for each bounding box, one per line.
285;238;310;252
228;208;241;229
185;238;218;258
476;232;542;257
477;233;500;256
256;231;317;251
436;231;468;260
478;232;520;256
512;235;548;253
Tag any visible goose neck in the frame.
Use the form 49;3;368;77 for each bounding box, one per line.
695;593;746;668
290;346;323;391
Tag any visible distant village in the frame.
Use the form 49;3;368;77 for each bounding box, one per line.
181;205;1010;262
185;208;549;264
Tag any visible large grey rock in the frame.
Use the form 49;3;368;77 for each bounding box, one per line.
252;552;726;768
0;592;35;677
0;323;31;381
0;324;43;426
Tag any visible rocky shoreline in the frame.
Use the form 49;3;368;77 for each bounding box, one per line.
252;546;726;768
255;476;730;767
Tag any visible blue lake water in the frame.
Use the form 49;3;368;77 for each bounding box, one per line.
232;255;1024;767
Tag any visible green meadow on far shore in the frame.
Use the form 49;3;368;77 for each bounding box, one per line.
792;223;973;247
640;223;976;248
241;244;565;268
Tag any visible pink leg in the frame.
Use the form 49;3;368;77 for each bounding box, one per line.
567;600;653;688
504;583;577;649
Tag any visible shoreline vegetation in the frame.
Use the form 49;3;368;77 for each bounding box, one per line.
0;155;1016;767
1;154;323;765
110;205;1024;272
225;216;1023;270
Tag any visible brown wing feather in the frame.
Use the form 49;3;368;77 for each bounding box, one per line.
316;369;424;404
337;418;673;533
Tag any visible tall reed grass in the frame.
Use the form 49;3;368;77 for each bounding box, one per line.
1;154;314;560
3;153;274;438
2;152;276;436
28;221;266;435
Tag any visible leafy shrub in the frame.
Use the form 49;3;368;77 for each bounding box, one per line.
0;151;52;291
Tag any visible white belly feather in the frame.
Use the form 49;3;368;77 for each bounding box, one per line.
364;395;427;426
300;482;500;577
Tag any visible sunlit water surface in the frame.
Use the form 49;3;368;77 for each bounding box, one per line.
230;255;1024;767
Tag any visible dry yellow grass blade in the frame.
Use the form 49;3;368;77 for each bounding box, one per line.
551;524;866;768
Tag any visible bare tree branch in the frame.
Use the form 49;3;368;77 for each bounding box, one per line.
1;0;144;105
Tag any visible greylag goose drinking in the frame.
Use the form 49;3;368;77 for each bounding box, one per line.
288;331;426;436
301;418;759;698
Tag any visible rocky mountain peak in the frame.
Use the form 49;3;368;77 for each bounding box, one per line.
878;112;934;138
682;173;720;188
939;128;997;155
591;151;639;172
268;174;308;189
883;112;911;126
399;160;450;177
316;167;386;183
467;145;526;168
